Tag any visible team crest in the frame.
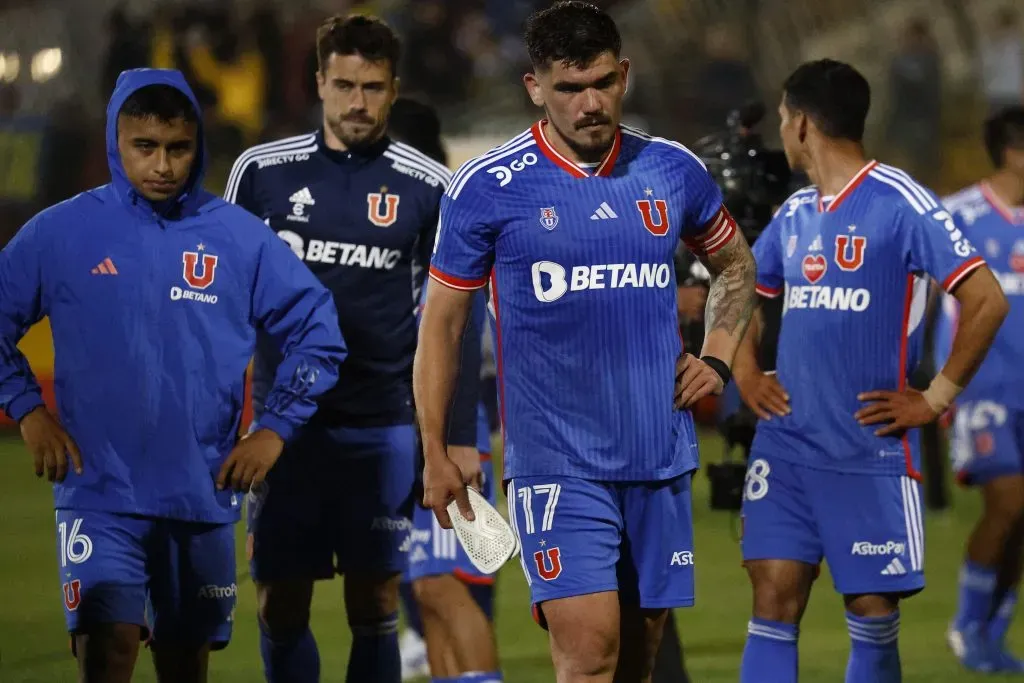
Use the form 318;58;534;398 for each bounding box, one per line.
636;198;670;236
367;189;400;227
802;254;827;284
182;245;218;290
834;235;867;272
539;207;559;231
786;234;798;258
63;579;82;611
1010;240;1024;273
533;546;562;581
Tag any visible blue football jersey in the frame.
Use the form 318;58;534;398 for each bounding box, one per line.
430;122;738;481
935;183;1024;408
751;162;985;478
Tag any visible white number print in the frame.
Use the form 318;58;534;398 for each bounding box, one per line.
517;483;562;535
744;458;771;502
930;209;974;258
487;152;538;187
951;401;1008;471
58;517;94;567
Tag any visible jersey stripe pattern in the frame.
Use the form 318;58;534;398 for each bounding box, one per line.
751;162;984;478
934;183;1024;408
430;121;735;481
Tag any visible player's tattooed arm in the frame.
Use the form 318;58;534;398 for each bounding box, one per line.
697;231;757;366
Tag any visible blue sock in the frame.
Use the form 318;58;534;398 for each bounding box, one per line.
740;618;798;683
347;611;401;683
953;561;999;632
258;619;320;683
989;589;1018;647
433;674;503;683
845;612;901;683
399;581;423;636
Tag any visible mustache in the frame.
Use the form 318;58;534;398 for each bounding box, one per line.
576;116;611;130
342;113;376;124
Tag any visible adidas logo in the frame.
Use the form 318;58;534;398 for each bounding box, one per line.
808;235;823;252
881;558;907;576
289;187;315;205
590;202;618;220
91;257;118;275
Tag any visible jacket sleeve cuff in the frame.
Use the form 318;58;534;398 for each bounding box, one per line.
253;413;296;444
8;391;44;422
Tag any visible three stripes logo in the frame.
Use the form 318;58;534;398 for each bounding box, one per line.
91;258;118;275
590;202;618;221
881;558;907;576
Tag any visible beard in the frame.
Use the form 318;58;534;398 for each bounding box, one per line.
327;113;387;150
550;114;617;163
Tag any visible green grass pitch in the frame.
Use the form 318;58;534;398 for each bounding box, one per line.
0;431;1020;681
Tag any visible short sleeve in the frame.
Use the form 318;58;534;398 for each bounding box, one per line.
428;176;498;291
900;203;985;293
678;155;737;256
751;218;784;298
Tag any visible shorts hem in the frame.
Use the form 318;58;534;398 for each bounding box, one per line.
639;596;695;609
834;580;925;596
407;567;495;585
741;552;821;567
531;583;620;605
958;469;1024;487
249;567;336;583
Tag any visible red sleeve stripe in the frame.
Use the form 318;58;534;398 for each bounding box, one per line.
428;266;488;291
755;283;782;298
942;256;985;292
691;207;738;256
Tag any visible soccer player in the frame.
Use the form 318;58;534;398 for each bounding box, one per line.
939;106;1024;673
224;16;451;683
0;68;344;683
734;59;1009;683
415;3;758;681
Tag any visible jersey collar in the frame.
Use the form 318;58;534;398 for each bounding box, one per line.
315;129;390;165
818;160;878;212
980;181;1024;225
531;120;621;179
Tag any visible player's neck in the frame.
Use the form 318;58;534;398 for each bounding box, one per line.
806;142;868;199
542;120;612;166
321;120;385;154
985;170;1024;208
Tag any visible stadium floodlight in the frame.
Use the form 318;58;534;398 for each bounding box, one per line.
0;53;19;83
30;48;61;83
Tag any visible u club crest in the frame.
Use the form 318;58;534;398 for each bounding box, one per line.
182;245;218;290
539;207;559;231
367;188;400;227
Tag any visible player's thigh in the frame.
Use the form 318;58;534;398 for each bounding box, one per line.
740;452;823;567
618;473;695;609
55;509;150;635
147;520;236;650
335;423;417;577
246;426;336;583
950;401;1023;487
507;476;622;627
811;470;925;597
542;592;620;678
408;495;497;592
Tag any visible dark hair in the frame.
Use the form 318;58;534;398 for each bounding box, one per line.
316;14;400;75
389;97;447;166
782;59;871;142
119;84;197;124
984;105;1024;168
525;1;621;70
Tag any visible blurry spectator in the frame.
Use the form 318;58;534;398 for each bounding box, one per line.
979;7;1024;114
251;3;285;129
401;0;471;105
101;5;150;98
693;23;759;136
886;18;942;185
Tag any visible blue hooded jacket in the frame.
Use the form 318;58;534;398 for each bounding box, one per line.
0;69;346;523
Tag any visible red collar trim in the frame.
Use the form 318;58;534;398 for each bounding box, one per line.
531;120;621;178
980;182;1024;225
818;160;878;212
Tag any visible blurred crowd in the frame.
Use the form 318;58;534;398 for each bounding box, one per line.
0;0;1021;244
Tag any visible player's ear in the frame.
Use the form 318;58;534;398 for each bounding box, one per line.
523;72;545;108
620;58;631;94
315;69;327;101
391;76;401;103
797;111;808;144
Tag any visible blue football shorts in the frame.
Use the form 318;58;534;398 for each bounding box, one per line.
949;401;1024;486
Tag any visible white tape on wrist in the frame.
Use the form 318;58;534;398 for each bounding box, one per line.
922;373;962;414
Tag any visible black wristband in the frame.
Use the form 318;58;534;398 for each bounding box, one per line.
701;355;732;387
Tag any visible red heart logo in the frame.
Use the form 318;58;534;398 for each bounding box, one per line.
802;254;827;284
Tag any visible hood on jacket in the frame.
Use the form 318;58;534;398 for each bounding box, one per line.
105;68;207;216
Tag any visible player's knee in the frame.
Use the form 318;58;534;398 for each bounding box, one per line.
985;480;1024;524
412;575;458;617
844;593;899;619
748;565;809;624
256;581;312;639
345;572;401;622
544;597;619;677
